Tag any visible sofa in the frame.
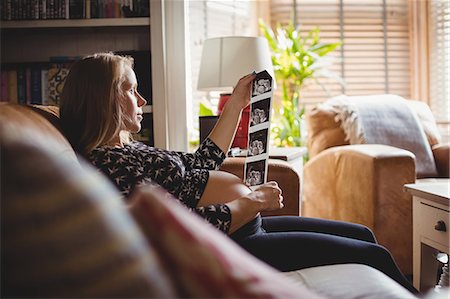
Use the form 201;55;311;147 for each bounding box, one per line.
303;97;450;276
1;103;417;298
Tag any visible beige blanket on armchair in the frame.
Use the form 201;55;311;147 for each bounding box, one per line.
326;94;438;178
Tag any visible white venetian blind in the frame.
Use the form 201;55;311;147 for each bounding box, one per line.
187;0;253;144
428;0;450;140
270;0;411;108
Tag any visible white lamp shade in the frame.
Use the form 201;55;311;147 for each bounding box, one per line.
197;36;274;91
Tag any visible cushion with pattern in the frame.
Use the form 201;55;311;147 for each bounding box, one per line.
128;184;325;299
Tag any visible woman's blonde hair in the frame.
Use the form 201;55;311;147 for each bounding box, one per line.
60;52;134;155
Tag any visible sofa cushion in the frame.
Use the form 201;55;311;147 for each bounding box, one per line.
284;264;416;299
1;122;178;298
128;184;324;299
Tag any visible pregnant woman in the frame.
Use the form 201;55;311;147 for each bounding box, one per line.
59;52;416;294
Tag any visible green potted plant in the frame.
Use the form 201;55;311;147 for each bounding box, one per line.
260;20;343;147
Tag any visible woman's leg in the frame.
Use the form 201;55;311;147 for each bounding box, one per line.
236;217;416;293
262;216;377;243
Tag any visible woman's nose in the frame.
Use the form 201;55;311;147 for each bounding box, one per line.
137;92;147;107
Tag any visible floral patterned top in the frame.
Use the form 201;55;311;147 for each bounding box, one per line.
87;138;232;233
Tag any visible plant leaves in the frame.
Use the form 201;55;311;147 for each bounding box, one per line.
199;101;214;116
259;19;344;147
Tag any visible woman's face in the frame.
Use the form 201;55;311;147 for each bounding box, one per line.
120;65;147;133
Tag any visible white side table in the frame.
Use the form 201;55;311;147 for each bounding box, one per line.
266;147;308;176
405;179;450;292
230;146;307;176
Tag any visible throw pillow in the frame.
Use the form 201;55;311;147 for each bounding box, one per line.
128;184;324;299
1;124;178;298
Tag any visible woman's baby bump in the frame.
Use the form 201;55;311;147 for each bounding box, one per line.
198;170;252;206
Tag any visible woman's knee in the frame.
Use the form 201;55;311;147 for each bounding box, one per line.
325;220;377;243
365;243;396;264
356;224;377;243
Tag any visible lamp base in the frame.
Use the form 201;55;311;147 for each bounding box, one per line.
218;93;249;149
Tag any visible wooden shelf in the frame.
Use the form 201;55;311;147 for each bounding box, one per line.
0;17;150;29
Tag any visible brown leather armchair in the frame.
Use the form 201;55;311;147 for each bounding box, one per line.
302;101;449;275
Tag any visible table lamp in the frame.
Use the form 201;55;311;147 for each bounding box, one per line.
197;36;274;149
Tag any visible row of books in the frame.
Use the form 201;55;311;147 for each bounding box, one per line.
1;0;150;21
1;62;72;106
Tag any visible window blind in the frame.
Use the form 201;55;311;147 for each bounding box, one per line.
428;0;449;138
187;0;253;144
270;0;411;109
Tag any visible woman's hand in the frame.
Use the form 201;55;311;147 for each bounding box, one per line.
226;73;256;111
247;181;284;211
226;181;283;234
207;72;256;154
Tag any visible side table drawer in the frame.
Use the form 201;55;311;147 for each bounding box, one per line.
418;202;449;247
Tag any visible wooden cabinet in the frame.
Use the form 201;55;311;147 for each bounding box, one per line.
405;180;450;293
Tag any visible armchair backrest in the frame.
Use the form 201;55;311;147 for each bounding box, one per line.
306;98;442;159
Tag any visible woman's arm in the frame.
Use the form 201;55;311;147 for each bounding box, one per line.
198;177;284;234
173;138;226;171
170;73;255;170
208;73;256;154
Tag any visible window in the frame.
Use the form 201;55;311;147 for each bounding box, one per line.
428;0;449;141
186;0;449;144
187;0;255;147
270;0;411;109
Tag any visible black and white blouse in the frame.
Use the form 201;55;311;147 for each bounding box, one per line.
87;138;232;233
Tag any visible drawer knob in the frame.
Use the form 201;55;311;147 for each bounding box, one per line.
434;221;447;232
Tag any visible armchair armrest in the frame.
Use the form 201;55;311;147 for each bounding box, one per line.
302;144;416;274
219;157;301;216
432;143;450;177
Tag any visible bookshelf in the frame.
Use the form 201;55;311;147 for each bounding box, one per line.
0;2;155;145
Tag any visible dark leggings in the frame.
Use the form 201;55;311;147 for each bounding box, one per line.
231;215;417;294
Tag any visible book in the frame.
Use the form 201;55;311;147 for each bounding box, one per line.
0;71;8;102
90;0;99;18
48;0;55;19
40;0;47;19
85;0;91;18
26;67;32;104
7;69;18;103
16;66;26;104
69;0;84;19
47;63;70;105
30;65;43;104
41;69;49;105
31;0;40;19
